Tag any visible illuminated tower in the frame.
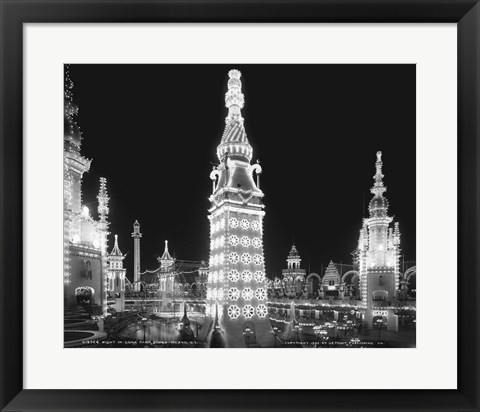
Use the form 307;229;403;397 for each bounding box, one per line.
63;66;109;315
157;240;176;314
131;220;142;291
107;234;126;312
358;152;401;330
281;244;306;297
206;69;273;347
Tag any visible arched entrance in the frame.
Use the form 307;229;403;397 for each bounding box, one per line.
405;266;416;298
306;273;321;296
341;270;360;299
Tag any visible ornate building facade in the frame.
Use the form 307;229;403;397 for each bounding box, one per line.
206;69;273;347
63;67;110;314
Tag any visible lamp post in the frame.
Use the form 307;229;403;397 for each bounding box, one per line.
332;320;338;339
313;325;322;347
271;326;281;348
375;318;384;340
294;324;303;342
243;327;253;348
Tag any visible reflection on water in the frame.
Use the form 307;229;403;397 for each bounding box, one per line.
119;321;180;341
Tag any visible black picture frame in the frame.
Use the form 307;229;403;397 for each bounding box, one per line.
1;1;478;411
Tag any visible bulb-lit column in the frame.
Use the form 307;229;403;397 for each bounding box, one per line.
131;220;142;292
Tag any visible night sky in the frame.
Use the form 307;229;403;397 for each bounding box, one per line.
68;64;416;280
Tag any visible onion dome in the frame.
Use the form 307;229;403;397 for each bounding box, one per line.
216;70;253;163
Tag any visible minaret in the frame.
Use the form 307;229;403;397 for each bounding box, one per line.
358;152;402;330
97;177;110;315
131;220;142;291
107;234;127;312
206;69;273;347
157;240;176;314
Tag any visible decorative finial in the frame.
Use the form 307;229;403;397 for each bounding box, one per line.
225;69;244;125
97;177;109;217
114;234;119;247
371;151;386;197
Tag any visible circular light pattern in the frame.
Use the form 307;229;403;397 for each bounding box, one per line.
228;270;240;282
240;236;251;247
253;254;263;265
228;305;240;319
242;305;255;319
228;287;240;300
229;218;239;228
253;271;265;282
229;252;239;264
251;220;260;231
240;219;249;230
241;270;252;282
256;304;268;318
242;288;253;300
229;235;239;246
255;288;266;300
241;253;252;265
252;238;261;248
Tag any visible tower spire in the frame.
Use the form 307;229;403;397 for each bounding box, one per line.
97;177;110;219
225;69;244;125
110;234;122;256
371;151;387;197
216;69;253;163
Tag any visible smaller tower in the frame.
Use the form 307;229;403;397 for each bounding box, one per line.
157;241;176;314
287;244;301;270
131;220;142;291
107;234;127;313
282;244;306;297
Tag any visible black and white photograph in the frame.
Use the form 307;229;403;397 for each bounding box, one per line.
63;64;416;348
